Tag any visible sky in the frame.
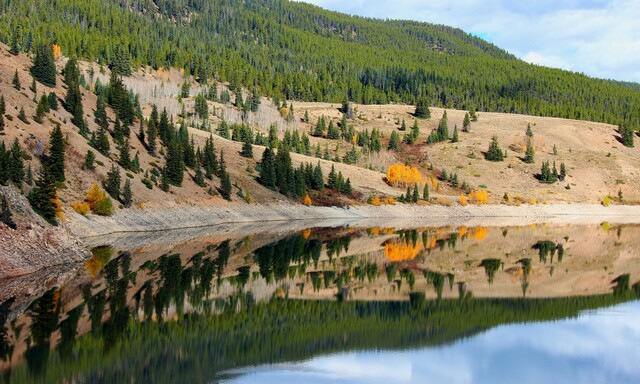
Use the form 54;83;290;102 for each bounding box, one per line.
297;0;640;83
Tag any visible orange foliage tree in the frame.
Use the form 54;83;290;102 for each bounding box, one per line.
469;190;489;205
384;241;421;262
386;164;423;188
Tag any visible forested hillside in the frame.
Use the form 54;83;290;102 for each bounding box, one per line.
0;0;638;128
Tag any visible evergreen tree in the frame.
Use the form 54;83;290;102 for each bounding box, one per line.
160;166;170;192
463;112;471;132
0;96;5;115
485;135;504;162
312;162;324;190
388;130;400;150
217;119;230;139
104;164;121;200
121;179;132;208
92;123;111;156
415;97;430;118
524;138;535;164
220;172;232;200
303;110;310;123
18;107;28;123
108;72;134;126
327;121;340;139
49;125;65;182
195;93;208;120
165;141;185;186
423;183;429;200
194;166;205;187
411;119;420;142
538;160;558;184
28;163;58;225
119;138;132;170
559;162;567;181
26;164;33;185
12;70;20;90
1;196;17;230
620;125;635;148
146;119;157;155
412;185;419;203
138;119;146;145
31;44;57;87
64;58;85;133
451;125;459;143
343;145;358;164
313;116;326;137
526;124;534;138
47;92;58;111
399;119;407;131
241;136;253;158
9;139;24;184
259;147;276;190
83;150;96;171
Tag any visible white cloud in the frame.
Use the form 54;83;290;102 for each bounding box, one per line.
297;0;640;82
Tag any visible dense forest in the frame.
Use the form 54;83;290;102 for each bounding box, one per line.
0;0;638;129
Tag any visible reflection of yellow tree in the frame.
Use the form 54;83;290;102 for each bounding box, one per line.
384;242;421;262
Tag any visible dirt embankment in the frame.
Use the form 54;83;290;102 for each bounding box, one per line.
67;202;640;239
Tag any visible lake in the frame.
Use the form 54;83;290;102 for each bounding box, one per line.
1;222;639;383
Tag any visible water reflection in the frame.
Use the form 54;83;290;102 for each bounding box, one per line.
0;223;639;383
224;301;640;384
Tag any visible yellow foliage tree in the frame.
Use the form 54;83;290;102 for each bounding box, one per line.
469;190;489;205
459;194;468;206
53;191;64;222
52;44;62;60
71;202;91;215
386;164;423;188
85;183;106;211
303;193;312;206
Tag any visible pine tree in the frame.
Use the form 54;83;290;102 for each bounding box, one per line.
526;123;533;138
538;160;558;184
343;145;358;164
259;147;276;190
415;97;430;118
524;138;535;164
303;110;309;123
463;112;471;132
451;125;459;143
241;137;253;158
399;119;407;131
104;164;121;200
64;59;86;134
146;119;157;155
121;179;132;208
31;44;57;87
423;183;429;200
28;163;58;225
620;125;635;148
83;150;96;171
411;119;420;141
9;138;24;184
0;96;5;115
138;119;145;144
313;116;326;137
18;107;28;123
220;171;232;200
328;165;338;189
92;123;111;156
559;162;567;181
312;162;324;190
412;185;419;203
26;164;33;185
485;135;504;162
47;92;58;111
119;138;131;170
388;130;400;150
1;196;17;230
48;125;65;182
165;141;185;186
12;70;20;90
160;166;170;192
194;166;205;187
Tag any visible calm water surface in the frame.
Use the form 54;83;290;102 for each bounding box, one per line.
223;301;640;384
1;223;639;383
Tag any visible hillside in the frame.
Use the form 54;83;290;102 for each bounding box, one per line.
1;40;640;226
0;0;638;128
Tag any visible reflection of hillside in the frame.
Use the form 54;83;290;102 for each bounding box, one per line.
2;223;640;381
